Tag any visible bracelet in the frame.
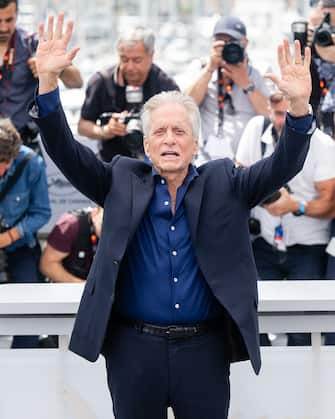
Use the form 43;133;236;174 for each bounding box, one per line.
7;229;14;243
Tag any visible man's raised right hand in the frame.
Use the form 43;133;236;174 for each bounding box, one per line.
36;13;79;94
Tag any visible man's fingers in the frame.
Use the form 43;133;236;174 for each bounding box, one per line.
63;20;74;46
38;23;44;42
54;12;65;40
46;15;54;42
293;39;302;64
303;45;311;69
264;72;280;88
277;44;286;72
283;38;292;65
68;47;80;62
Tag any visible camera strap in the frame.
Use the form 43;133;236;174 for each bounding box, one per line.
0;153;34;202
217;69;235;137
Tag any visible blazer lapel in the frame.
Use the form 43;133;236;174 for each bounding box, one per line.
184;175;206;245
129;172;154;240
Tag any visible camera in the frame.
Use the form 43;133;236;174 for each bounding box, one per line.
122;86;144;157
291;20;308;51
97;86;144;158
248;191;281;236
222;41;245;64
313;12;334;47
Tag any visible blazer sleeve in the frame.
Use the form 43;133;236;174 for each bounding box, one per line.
232;120;313;209
33;103;113;207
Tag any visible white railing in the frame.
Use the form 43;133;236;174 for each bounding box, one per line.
0;281;335;419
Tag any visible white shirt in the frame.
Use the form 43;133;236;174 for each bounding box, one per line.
236;116;335;246
196;64;270;163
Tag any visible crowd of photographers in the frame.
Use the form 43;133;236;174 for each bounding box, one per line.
0;0;335;348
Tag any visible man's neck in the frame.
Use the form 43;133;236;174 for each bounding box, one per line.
163;171;188;214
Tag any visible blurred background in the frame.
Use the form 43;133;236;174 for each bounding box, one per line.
19;0;311;125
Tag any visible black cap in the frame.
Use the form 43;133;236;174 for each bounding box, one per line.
212;16;247;39
319;0;335;7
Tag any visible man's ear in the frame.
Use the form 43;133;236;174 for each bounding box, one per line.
193;139;199;156
143;137;150;156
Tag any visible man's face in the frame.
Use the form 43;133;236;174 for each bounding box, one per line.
270;98;287;134
0;2;17;45
118;41;153;86
144;103;199;178
0;160;12;177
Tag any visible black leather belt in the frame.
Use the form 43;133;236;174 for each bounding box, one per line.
115;316;222;339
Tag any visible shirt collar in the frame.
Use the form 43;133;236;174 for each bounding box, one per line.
150;162;199;185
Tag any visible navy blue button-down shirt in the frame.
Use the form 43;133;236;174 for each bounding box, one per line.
114;165;224;324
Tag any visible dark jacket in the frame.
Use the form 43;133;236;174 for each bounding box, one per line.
35;104;312;374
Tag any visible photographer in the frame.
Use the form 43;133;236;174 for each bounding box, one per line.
0;0;83;153
236;92;335;346
78;26;179;162
185;16;270;162
307;0;335;136
0;117;51;348
40;206;103;284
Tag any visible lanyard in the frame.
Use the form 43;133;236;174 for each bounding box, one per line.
217;68;235;137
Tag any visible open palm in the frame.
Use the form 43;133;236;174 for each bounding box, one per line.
266;39;311;106
36;14;79;77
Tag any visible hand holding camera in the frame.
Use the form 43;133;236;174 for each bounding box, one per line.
292;12;335;63
262;187;300;217
99;113;127;139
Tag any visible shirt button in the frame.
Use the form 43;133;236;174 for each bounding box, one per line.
16;196;21;201
164;201;169;206
173;277;178;283
172;250;177;256
161;179;165;184
175;303;180;309
170;225;175;231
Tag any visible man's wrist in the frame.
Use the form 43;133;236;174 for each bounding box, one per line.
38;74;59;95
287;99;311;117
204;64;216;76
242;81;255;94
292;201;307;216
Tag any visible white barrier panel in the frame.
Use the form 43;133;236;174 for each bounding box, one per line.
1;282;335;419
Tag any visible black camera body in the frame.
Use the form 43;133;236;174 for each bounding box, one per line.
97;86;144;158
248;185;291;235
314;12;334;47
222;41;245;64
121;110;144;157
291;20;308;51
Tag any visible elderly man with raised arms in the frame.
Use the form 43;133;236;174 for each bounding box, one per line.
31;13;314;419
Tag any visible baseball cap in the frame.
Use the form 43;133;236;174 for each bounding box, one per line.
212;16;247;39
319;0;335;7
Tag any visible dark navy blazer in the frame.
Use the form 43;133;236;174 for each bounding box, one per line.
35;104;312;374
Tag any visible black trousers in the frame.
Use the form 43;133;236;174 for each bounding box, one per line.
102;322;230;419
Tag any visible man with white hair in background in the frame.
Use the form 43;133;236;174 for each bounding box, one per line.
78;25;179;162
32;13;314;419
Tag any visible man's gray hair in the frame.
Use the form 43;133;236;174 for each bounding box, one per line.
141;91;200;139
0;118;21;162
116;26;155;54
